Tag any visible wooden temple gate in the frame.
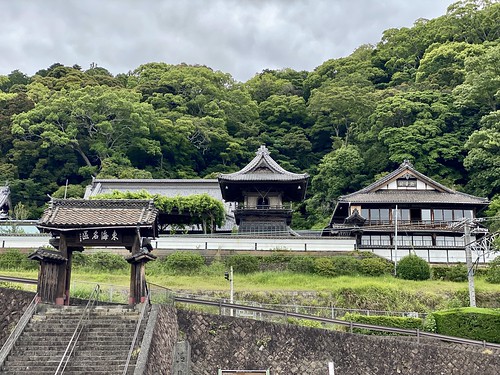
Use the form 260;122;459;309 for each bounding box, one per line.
29;199;158;305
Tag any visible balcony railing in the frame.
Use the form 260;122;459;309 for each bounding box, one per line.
234;203;293;211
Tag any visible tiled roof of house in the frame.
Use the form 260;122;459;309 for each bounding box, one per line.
84;178;222;198
218;145;309;182
339;160;488;206
340;190;488;204
38;199;158;229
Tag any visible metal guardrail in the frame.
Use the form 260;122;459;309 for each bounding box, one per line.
0;275;38;284
55;284;101;375
122;286;150;375
172;296;500;350
0;293;39;368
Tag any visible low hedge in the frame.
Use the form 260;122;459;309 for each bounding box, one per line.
432;307;500;343
343;313;423;335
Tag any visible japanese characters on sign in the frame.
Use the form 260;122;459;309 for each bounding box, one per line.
78;229;121;244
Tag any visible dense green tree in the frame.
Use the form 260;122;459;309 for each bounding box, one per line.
308;145;366;221
12;85;160;174
464;111;500;197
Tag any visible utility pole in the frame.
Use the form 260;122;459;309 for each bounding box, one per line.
394;205;398;276
225;266;234;317
464;219;476;307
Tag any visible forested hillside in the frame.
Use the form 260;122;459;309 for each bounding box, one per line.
0;0;498;227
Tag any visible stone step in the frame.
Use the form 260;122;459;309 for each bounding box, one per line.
7;351;131;362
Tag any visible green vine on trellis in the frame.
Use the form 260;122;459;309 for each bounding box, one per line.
92;190;225;232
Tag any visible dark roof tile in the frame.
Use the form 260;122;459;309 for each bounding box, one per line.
38;199;158;229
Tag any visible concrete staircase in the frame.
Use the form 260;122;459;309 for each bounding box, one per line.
0;304;148;375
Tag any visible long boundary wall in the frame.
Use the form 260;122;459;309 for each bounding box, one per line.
1;233;495;263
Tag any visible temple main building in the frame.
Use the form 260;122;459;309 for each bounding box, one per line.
218;145;309;234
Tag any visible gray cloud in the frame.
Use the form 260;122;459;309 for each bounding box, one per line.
0;0;454;81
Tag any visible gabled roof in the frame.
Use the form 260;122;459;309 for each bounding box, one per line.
339;160;488;206
38;199;158;230
218;145;309;183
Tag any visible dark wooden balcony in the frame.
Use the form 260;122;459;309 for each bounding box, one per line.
233;203;293;225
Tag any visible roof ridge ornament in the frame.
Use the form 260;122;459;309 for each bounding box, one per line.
401;159;414;168
257;144;270;156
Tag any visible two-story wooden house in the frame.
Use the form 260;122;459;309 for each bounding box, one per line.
324;160;489;262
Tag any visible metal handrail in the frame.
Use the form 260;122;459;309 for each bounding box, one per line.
54;284;101;375
173;296;500;350
122;286;151;375
0;293;39;367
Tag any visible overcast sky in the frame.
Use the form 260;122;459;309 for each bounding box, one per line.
1;0;456;82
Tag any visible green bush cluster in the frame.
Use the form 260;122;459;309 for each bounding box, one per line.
0;249;37;270
485;256;500;284
73;251;128;272
431;264;468;282
343;313;423;335
432;307;500;343
396;254;431;280
0;249;38;270
225;254;259;274
287;256;316;274
165;251;205;273
313;256;392;277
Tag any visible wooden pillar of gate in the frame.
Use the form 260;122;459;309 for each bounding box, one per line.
29;247;67;304
127;234;156;305
55;234;68;305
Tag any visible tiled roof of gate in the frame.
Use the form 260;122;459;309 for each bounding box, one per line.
38;199;158;229
218;145;309;182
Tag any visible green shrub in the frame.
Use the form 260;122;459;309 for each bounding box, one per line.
485;256;500;284
314;257;336;277
260;251;292;264
359;257;393;276
86;252;128;271
396;254;430;280
288;256;316;274
343;313;423;335
146;257;170;275
166;251;205;273
432;307;500;343
225;254;259;274
314;256;361;277
0;249;37;270
432;264;467;282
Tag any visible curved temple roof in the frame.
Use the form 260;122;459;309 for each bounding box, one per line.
218;145;309;202
219;145;309;183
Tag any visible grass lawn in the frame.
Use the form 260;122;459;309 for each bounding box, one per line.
2;268;499;312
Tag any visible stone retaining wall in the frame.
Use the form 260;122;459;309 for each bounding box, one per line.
0;289;35;347
176;309;500;375
143;305;178;375
2;288;499;374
